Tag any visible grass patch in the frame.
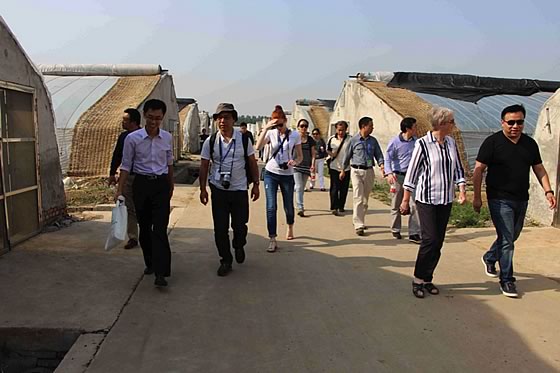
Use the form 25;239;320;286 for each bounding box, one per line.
370;180;491;228
449;201;490;228
372;181;392;205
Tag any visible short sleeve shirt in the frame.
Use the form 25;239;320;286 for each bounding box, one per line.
201;129;255;191
294;135;316;174
476;132;542;201
264;129;301;176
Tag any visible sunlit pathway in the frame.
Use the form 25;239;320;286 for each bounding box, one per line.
86;181;560;372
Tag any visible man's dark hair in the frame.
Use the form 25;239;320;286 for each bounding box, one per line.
358;116;373;129
335;120;348;129
400;117;416;133
501;104;526;119
143;99;167;115
239;122;247;128
124;108;141;125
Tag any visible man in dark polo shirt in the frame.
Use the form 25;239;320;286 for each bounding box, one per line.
109;108;141;250
473;104;557;298
116;99;174;288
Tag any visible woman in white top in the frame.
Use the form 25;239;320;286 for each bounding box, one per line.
255;105;303;252
400;106;466;299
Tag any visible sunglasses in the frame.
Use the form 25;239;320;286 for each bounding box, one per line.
504;119;525;126
299;124;309;128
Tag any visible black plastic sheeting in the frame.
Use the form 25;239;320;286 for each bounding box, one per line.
387;72;560;103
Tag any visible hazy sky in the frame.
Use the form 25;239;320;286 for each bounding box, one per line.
3;0;560;115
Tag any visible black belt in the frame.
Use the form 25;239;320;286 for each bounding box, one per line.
351;165;372;170
136;173;167;180
393;171;406;175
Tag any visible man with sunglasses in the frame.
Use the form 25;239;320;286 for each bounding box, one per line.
473;104;557;298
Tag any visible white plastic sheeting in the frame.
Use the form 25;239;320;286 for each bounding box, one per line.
44;76;119;173
182;103;201;153
356;72;395;82
199;111;210;133
38;64;162;76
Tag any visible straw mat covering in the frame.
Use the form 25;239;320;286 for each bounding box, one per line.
308;106;331;137
68;75;160;176
360;81;470;174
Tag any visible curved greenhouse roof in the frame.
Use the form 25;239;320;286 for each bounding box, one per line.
416;91;552;135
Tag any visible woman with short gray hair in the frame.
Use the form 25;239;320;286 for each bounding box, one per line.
400;107;467;298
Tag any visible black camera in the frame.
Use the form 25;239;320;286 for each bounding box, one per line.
220;172;231;189
278;162;289;170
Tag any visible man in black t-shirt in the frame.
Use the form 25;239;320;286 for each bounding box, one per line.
108;108;141;250
473;104;557;298
239;122;254;145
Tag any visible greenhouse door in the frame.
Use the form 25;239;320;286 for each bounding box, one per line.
0;84;41;252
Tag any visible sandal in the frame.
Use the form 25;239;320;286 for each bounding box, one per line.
286;225;294;240
412;282;425;298
267;239;277;253
424;283;440;295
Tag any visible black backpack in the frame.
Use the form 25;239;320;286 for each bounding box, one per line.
209;132;253;186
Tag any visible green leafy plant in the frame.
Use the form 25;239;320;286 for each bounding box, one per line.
449;201;491;228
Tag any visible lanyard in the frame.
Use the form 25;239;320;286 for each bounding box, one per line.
218;137;236;173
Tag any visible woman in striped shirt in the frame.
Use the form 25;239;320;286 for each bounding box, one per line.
400;107;466;298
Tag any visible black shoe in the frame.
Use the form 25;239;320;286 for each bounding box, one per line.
392;232;402;240
235;248;246;264
500;282;518;298
408;234;421;244
297;210;305;217
154;275;168;287
144;267;154;275
124;239;138;250
481;257;498;278
338;208;345;213
217;263;232;277
355;228;365;236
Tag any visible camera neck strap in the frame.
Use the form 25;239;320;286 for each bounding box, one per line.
270;130;291;162
218;136;236;174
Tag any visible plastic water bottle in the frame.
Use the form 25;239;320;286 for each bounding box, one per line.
390;184;396;193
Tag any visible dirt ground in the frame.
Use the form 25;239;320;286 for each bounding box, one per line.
64;177;115;207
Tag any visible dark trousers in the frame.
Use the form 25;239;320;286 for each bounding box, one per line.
210;184;249;264
414;202;453;282
133;176;171;277
329;168;350;211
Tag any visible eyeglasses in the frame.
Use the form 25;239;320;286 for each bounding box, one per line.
504;119;525;126
299;125;308;128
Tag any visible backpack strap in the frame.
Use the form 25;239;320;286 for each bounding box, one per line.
241;132;254;186
209;132;218;162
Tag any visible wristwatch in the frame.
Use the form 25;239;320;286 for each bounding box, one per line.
545;190;554;196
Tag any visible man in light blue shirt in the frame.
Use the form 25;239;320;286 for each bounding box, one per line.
384;117;421;243
117;99;174;288
341;116;384;236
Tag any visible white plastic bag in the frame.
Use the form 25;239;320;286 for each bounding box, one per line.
104;197;128;251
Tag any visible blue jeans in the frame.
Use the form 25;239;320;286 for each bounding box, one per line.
264;170;295;237
484;199;527;284
293;172;310;211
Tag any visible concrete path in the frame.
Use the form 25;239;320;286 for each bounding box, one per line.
84;183;560;372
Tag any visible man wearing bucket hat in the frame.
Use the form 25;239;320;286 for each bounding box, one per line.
199;103;260;276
